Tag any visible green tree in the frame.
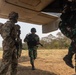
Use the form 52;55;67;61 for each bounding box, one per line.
41;32;71;49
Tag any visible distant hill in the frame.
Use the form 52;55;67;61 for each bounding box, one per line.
41;34;56;42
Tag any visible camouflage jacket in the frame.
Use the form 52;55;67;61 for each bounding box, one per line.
1;21;16;40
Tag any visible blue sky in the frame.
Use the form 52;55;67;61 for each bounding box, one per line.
0;18;60;47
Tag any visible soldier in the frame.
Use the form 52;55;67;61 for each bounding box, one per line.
59;0;76;68
0;11;19;75
59;22;74;68
24;28;42;70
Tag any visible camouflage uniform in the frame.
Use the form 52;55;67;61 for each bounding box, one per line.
0;12;19;75
24;32;39;70
59;22;75;57
59;1;76;68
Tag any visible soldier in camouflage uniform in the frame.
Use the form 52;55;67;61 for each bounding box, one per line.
24;28;40;70
0;12;19;75
59;0;76;68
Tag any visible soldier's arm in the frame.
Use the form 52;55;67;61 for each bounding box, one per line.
36;35;43;47
24;34;29;42
38;43;43;47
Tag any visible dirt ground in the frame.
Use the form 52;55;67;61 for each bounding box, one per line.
0;49;75;75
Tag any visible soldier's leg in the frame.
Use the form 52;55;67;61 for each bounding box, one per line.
63;41;74;68
30;57;35;70
28;49;35;70
0;50;12;75
64;49;74;62
33;47;38;60
33;50;37;60
10;50;18;75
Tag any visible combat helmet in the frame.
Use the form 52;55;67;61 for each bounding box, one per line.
8;11;18;20
31;28;36;32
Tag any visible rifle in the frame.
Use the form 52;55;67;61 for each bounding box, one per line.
38;42;43;47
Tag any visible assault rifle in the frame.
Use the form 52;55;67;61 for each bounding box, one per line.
38;42;43;47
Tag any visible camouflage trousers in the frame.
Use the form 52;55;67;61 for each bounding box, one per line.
64;40;76;61
59;21;76;60
28;46;38;65
0;38;18;75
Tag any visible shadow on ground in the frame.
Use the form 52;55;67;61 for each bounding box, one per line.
19;56;45;63
17;65;57;75
0;56;30;64
0;59;57;75
19;56;30;63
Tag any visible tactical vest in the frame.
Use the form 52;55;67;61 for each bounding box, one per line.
26;34;39;47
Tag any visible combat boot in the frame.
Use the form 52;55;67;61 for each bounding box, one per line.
63;55;74;68
31;63;35;70
32;66;35;70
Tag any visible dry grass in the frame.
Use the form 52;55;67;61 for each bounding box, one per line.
0;49;75;75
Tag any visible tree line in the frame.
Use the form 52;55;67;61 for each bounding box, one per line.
22;32;71;49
